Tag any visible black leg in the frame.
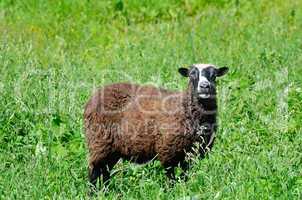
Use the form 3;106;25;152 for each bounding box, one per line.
100;166;111;188
180;161;189;181
88;164;101;194
99;156;120;189
88;154;120;194
165;166;175;180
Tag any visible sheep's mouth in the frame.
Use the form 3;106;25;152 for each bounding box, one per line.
197;88;212;98
198;93;211;98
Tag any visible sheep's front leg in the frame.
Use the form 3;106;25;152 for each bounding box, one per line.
165;161;189;181
179;161;189;181
164;166;175;180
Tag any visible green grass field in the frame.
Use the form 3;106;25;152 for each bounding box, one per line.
0;0;301;199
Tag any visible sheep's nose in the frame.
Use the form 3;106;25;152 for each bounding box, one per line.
199;82;210;89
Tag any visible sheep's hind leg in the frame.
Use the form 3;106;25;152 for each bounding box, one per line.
99;154;120;189
100;166;111;187
88;162;113;194
88;152;110;193
88;163;102;193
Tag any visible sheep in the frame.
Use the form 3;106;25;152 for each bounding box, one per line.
84;63;229;189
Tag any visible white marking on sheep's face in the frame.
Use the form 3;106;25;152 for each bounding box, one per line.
178;64;229;99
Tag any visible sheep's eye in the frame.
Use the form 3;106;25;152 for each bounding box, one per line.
208;69;216;81
209;74;216;81
189;70;198;79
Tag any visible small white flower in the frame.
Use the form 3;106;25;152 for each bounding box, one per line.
35;142;47;157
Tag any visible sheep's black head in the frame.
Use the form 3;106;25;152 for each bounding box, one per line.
178;64;228;99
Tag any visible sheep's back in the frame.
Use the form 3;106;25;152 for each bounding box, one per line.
84;83;187;162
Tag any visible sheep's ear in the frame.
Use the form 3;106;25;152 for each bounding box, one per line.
178;68;189;77
216;67;229;77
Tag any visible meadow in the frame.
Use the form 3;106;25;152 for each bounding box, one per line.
0;0;301;199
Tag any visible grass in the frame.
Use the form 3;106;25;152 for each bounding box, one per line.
0;0;301;199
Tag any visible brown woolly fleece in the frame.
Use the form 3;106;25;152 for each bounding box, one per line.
84;82;217;186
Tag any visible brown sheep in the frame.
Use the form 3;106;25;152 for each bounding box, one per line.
84;64;229;189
